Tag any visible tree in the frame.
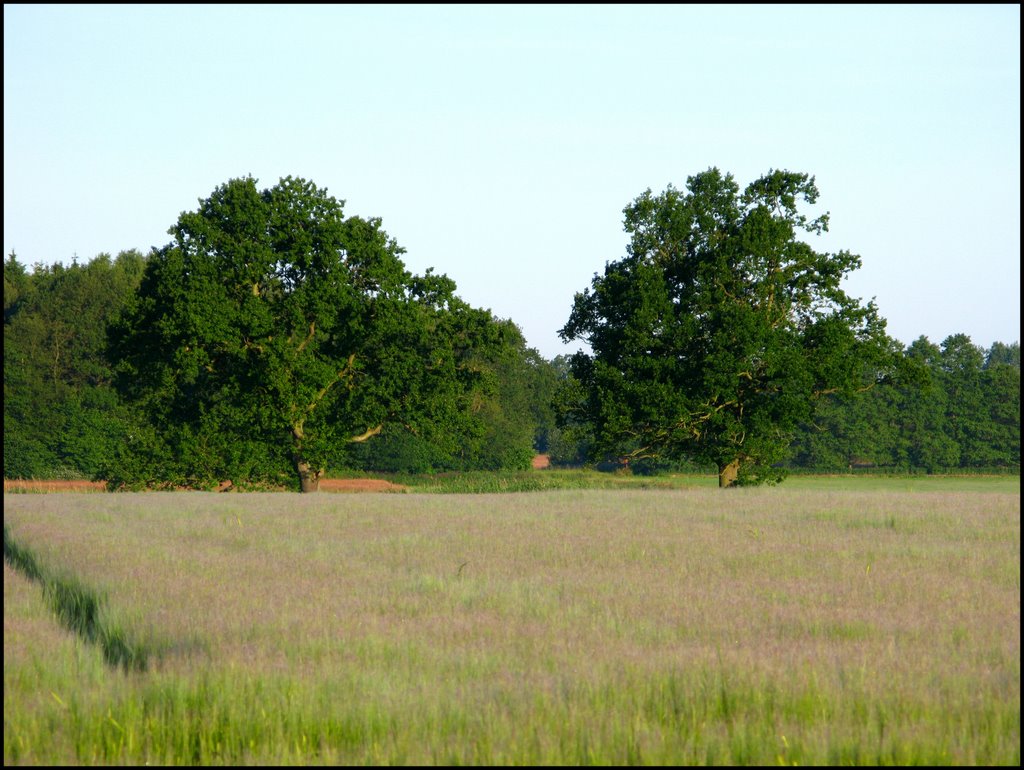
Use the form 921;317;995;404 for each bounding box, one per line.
789;380;901;471
110;176;499;491
938;334;991;467
4;249;30;323
4;251;146;479
882;339;941;470
980;342;1020;468
559;168;896;487
343;314;537;473
549;355;596;467
985;341;1020;369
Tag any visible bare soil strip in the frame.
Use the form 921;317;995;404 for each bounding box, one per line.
317;478;407;492
3;478;408;493
4;480;107;493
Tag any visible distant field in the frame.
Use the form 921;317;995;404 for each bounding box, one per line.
4;482;1020;765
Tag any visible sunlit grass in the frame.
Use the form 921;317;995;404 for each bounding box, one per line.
368;467;1020;495
4;481;1020;764
357;466;720;493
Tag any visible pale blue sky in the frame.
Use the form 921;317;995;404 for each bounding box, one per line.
4;4;1019;359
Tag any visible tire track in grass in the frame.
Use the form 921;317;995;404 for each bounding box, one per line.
4;524;160;672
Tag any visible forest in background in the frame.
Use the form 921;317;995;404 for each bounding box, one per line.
3;251;1019;485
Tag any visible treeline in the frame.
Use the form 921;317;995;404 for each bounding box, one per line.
543;339;1020;476
787;335;1019;473
4;250;558;484
5;249;1017;484
5;251;146;481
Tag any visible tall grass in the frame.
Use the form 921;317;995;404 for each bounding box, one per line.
368;467;1020;495
3;525;150;671
4;482;1020;764
385;467;717;493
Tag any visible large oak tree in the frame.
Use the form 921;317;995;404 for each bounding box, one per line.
559;168;897;486
111;176;506;491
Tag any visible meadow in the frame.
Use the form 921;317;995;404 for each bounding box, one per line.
3;477;1020;765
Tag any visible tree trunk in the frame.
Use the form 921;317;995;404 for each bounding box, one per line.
291;422;322;493
718;459;740;488
295;458;321;493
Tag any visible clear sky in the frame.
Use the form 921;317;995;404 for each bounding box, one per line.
4;4;1020;359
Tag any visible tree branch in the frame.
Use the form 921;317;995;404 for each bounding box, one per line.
349;424;383;443
303;354;357;415
296;322;316;353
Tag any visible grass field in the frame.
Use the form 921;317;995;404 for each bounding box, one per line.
4;477;1020;764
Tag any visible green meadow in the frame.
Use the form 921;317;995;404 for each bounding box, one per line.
4;477;1020;765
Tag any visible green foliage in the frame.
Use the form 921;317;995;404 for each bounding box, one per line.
108;176;535;490
522;349;563;453
457;324;544;471
786;334;1019;473
3;251;145;479
981;361;1021;467
345;425;433;474
560;168;898;486
341;320;542;474
549;362;597;467
3;249;30;323
4;181;1017;485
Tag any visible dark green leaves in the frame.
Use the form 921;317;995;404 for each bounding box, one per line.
108;176;539;489
560;168;897;486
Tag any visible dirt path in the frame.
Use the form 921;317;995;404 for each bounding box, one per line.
317;478;407;493
3;478;408;493
4;479;108;493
